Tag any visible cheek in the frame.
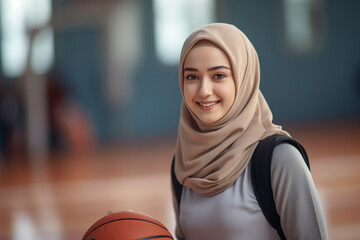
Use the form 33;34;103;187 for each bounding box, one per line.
220;82;236;107
219;84;235;99
183;84;196;105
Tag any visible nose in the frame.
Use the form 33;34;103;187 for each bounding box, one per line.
198;78;212;97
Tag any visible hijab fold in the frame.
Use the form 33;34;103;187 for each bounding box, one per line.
174;23;289;197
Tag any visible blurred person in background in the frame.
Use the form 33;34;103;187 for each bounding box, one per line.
0;82;25;161
45;72;96;156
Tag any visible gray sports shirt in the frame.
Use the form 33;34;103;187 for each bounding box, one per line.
173;143;328;240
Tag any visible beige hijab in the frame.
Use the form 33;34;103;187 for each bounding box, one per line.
174;23;289;197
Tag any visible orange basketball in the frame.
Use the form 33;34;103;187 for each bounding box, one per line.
82;210;174;240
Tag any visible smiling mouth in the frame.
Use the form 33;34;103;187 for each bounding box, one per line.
197;101;220;109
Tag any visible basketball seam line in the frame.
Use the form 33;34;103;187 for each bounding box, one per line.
82;218;171;240
137;235;174;240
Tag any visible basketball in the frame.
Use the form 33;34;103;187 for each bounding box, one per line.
82;210;174;240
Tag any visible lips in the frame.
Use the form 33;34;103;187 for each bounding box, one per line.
197;101;220;110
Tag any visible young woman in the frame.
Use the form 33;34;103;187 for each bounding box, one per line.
171;23;328;240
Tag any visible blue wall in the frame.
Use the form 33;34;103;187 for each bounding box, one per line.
54;26;108;141
54;0;360;142
221;0;360;123
130;1;181;138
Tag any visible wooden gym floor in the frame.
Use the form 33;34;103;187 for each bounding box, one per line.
0;120;359;240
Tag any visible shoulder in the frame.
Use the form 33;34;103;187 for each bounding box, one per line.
270;143;315;208
271;143;310;175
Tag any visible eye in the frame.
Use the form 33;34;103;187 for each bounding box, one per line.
185;74;199;80
213;73;226;80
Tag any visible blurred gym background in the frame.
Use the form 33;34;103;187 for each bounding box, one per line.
0;0;359;239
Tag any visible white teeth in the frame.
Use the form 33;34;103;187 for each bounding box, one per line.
199;102;216;107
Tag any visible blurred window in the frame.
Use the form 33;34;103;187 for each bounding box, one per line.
1;0;53;78
152;0;216;65
281;0;326;54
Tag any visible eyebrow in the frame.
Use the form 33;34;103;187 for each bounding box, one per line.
208;65;231;71
183;67;198;72
183;65;231;72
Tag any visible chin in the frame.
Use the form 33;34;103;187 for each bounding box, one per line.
199;117;218;124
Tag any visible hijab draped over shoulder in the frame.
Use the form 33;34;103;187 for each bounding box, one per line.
174;23;289;197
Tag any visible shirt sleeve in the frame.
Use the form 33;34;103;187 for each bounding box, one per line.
271;143;328;240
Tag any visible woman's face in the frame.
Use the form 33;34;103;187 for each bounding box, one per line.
183;44;236;124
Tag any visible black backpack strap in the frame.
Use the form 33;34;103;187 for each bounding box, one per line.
171;156;183;207
250;134;310;240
